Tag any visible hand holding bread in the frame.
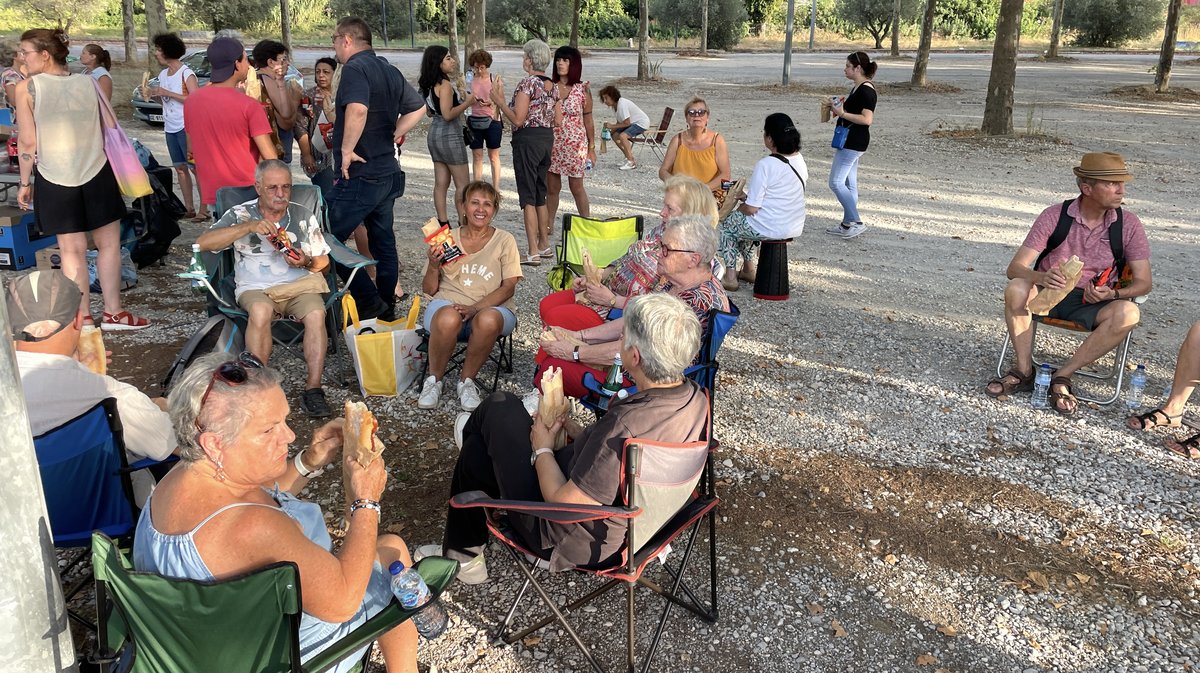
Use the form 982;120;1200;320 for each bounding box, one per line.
1028;255;1084;315
343;401;383;467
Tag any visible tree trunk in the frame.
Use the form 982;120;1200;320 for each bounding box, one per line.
464;0;485;66
145;0;169;70
981;0;1025;135
701;0;709;53
122;0;137;64
570;0;581;48
280;0;292;52
447;0;459;72
911;0;935;86
637;0;649;79
1156;0;1182;93
890;0;901;56
1046;0;1064;58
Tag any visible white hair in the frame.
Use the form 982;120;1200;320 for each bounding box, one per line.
255;159;291;185
523;39;551;72
623;294;701;384
663;214;718;265
167;352;282;463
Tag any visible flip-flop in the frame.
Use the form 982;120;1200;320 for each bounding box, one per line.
520;255;542;266
1165;432;1200;459
1126;408;1183;431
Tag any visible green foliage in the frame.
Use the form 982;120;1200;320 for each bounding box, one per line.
834;0;921;47
3;0;103;34
181;0;275;32
745;0;782;34
249;0;333;36
650;0;747;49
1063;0;1165;47
580;0;638;39
490;0;573;41
933;0;998;40
327;0;405;40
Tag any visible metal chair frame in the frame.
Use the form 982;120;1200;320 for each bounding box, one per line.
629;107;674;162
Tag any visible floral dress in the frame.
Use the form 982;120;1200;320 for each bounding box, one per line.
549;81;589;178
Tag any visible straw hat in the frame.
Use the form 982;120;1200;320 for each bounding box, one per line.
1073;152;1133;182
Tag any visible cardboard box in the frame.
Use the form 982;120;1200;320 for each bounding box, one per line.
36;245;62;271
0;208;56;270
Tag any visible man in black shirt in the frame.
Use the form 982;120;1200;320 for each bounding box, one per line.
329;17;426;319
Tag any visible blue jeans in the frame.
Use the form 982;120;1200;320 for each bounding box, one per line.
309;167;335;204
828;148;864;224
328;172;404;312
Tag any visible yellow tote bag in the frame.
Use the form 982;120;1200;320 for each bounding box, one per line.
341;295;425;396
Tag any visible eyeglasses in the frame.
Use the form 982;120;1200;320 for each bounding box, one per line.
194;352;265;432
685;109;709;117
331;33;344;44
18;49;39;57
660;243;697;256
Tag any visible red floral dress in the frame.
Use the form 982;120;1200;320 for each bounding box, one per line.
549;81;589;179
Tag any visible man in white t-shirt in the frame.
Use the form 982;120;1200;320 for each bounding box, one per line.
197;160;334;417
149;32;205;221
8;270;177;504
598;85;651;171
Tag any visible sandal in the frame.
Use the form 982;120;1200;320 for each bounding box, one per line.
1126;408;1183;431
985;368;1035;398
190;212;211;223
520;255;542;267
1048;376;1078;416
101;311;152;332
538;247;555;258
1165;432;1200;460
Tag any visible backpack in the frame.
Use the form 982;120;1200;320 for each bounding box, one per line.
130;170;185;269
161;315;244;395
1034;199;1127;283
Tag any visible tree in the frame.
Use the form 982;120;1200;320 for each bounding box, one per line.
1063;0;1165;47
490;0;573;41
182;0;275;32
447;0;458;69
280;0;292;51
911;0;935;85
571;0;582;46
1156;0;1183;92
890;0;900;55
638;0;649;79
122;0;137;64
835;0;919;49
145;0;168;70
1046;0;1064;57
981;0;1024;135
701;0;709;52
464;0;485;65
6;0;101;36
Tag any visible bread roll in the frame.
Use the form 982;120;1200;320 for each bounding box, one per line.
78;326;106;376
537;367;571;447
245;68;261;99
1028;255;1085;315
343;401;382;467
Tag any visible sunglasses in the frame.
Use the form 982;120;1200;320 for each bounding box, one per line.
194;352;265;432
685;109;709;117
660;243;697;256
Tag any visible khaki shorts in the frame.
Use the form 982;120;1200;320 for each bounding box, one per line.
238;290;325;320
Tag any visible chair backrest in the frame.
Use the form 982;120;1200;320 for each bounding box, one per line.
33;399;137;548
688;300;740;392
621;437;710;554
214;184;324;224
651;108;674;144
92;532;304;673
560;214;644;276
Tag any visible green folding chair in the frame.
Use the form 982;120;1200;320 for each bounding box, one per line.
547;214;644;291
90;532;458;673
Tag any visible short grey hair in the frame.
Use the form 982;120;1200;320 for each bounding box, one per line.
1076;176;1097;190
663;214;718;265
523;39;551;72
255;159;291;185
624;294;701;384
167;352;283;463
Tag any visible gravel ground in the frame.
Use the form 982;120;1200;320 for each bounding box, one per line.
20;50;1200;672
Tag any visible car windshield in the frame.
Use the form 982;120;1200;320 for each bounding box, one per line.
184;51;211;77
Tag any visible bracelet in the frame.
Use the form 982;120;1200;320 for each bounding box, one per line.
349;499;381;516
293;450;325;478
1114;288;1121;300
530;447;554;466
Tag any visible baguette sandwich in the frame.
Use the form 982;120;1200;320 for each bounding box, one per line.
343;400;383;467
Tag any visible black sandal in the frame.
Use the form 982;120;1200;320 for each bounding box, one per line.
1048;376;1078;416
1126;408;1183;431
986;368;1035;398
1165;432;1200;460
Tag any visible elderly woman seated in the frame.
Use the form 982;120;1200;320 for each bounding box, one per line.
535;214;730;399
417;181;523;412
539;174;718;330
419;293;710;579
133;353;421;673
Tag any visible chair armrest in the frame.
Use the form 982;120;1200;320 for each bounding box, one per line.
303;557;458;673
450;490;639;523
326;238;377;271
123;455;179;474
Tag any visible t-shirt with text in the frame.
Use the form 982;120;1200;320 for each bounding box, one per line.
425;228;523;310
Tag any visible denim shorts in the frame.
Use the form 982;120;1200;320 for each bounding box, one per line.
620;123;646;138
423;298;517;337
165;130;189;166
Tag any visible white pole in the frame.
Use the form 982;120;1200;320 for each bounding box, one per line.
0;297;78;672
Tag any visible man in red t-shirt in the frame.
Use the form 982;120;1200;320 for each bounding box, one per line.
183;37;278;209
986;152;1153;415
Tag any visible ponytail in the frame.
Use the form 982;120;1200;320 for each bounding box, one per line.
84;44;111;71
849;51;877;79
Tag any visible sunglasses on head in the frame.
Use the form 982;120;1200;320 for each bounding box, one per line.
686;109;708;117
194;352;265;432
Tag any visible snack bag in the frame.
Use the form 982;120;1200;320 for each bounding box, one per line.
79;325;106;376
421;217;465;266
245;67;261;99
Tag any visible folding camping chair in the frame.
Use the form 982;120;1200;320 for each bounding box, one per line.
548;213;644;291
628;107;674;162
416;325;515;393
33;398;176;630
90;531;459;673
450;432;719;673
190;184;375;381
996;294;1148;405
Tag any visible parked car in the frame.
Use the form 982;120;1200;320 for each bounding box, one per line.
132;50;303;125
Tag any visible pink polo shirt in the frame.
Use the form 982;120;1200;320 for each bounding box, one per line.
1021;197;1150;289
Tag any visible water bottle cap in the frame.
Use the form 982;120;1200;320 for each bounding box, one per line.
192;243;201;251
1136;364;1145;370
389;561;406;574
1040;363;1051;370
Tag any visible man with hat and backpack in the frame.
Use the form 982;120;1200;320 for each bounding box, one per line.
985;152;1152;415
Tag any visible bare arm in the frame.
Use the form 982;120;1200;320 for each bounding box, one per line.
1006;245;1061;286
196;218;278;252
340;102;368;178
462;277;519;316
263;76;299;129
582;84;595;155
97;74;113;101
14;80;35;209
529;417;602;505
657;134;681;182
709;133;731;191
436;79;475;121
252;134;279;161
394;106;424;142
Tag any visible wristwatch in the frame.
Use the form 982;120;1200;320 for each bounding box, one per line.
531;447;554;466
572;346;580;362
609;296;617;308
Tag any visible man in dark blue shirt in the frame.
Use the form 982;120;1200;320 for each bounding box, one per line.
329;16;426;319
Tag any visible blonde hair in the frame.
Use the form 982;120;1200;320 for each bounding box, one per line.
664;175;718;228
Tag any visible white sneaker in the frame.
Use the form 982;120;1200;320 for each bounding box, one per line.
825;222;866;239
521;390;541;417
417;376;442;409
415;544;489;584
619;160;637;171
457;378;482;411
453;411;470;450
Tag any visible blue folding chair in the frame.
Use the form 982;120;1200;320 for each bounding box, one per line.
34;398;175;629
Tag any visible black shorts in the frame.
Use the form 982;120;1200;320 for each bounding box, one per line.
511;127;554;208
33;162;127;236
468;119;503;150
1046;287;1118;331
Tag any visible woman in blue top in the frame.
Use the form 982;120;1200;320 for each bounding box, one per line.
826;51;877;240
133;352;422;673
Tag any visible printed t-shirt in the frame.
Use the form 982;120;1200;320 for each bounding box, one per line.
426;228;523;310
158;64;194;133
210;199;331;299
1022;197;1150;290
184;86;273;205
744;152;808;239
332;50;423;179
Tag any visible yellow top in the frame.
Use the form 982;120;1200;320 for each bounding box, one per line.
671;132;720;185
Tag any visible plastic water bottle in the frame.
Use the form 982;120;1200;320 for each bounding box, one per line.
388;561;448;639
185;244;206;293
1126;364;1147;410
585;158;593;176
1031;364;1052;410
